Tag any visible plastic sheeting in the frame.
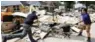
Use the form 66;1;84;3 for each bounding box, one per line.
12;12;29;18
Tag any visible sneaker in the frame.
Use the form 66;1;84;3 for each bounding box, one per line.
77;32;83;36
87;39;91;42
87;38;91;42
3;36;7;42
31;40;37;42
77;34;82;36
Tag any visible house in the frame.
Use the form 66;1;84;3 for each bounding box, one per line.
1;1;42;13
1;1;22;12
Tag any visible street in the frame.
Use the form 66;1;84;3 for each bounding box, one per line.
1;1;95;42
6;23;95;42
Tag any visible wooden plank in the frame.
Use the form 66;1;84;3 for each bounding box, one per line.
71;27;80;33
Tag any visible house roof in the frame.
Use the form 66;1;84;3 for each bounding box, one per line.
1;1;22;6
1;1;41;6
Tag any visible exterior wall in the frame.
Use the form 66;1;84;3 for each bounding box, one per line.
1;5;25;22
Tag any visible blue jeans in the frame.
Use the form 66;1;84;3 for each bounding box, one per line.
2;24;36;42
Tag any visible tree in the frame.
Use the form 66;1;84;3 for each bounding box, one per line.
64;1;75;11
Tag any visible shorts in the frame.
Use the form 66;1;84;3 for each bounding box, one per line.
78;22;91;30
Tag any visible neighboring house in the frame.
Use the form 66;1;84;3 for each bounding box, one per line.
1;1;42;23
1;1;41;12
1;1;22;12
39;1;62;12
1;1;23;21
40;1;56;12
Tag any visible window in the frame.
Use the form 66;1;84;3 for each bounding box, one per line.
13;5;20;12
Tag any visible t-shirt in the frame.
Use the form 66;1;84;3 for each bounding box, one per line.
24;13;38;25
81;13;91;24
